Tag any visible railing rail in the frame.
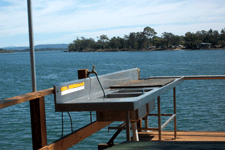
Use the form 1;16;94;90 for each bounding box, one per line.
0;88;54;109
148;75;225;80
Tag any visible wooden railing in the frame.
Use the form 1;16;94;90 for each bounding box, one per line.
0;88;54;109
0;69;114;150
1;75;225;150
0;87;112;150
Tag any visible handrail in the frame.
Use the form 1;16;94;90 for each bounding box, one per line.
148;75;225;80
0;88;54;109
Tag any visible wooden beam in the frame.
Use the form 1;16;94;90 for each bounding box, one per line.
108;126;159;131
183;75;225;80
78;69;89;79
0;88;54;109
148;114;173;116
148;75;225;80
40;121;112;150
30;97;47;150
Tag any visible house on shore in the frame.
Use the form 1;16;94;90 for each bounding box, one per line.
200;43;211;49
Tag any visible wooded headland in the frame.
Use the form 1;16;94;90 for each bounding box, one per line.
68;27;225;52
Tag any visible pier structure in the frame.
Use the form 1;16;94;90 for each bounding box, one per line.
0;68;225;150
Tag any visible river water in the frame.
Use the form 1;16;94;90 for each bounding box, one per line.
0;50;225;149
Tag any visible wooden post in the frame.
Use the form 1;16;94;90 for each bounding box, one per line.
126;111;131;141
144;116;148;128
157;96;161;141
78;69;89;79
137;118;142;132
30;97;47;150
131;122;139;141
138;69;140;80
173;87;177;139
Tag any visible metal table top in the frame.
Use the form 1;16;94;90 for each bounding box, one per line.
54;68;183;112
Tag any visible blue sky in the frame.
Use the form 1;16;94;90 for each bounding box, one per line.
0;0;225;48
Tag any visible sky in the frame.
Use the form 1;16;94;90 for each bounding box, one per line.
0;0;225;48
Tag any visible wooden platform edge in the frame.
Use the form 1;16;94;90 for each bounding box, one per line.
138;131;225;142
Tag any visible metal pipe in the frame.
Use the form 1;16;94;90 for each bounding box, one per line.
90;111;92;123
61;112;64;137
161;114;176;130
27;0;36;92
87;65;106;98
95;74;106;98
107;123;126;145
67;112;73;132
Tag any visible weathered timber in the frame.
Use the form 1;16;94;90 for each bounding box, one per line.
40;121;112;150
157;96;162;141
0;88;54;109
78;69;89;79
148;75;225;80
30;97;47;150
139;131;225;141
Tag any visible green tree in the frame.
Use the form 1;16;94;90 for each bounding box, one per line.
118;36;127;49
127;32;138;49
162;32;174;47
221;28;225;40
196;30;207;41
99;34;109;43
136;32;147;49
143;26;157;47
68;43;75;52
97;34;109;49
109;37;120;49
184;32;201;49
155;38;167;49
218;28;225;47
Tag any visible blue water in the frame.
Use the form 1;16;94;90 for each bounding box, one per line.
0;50;225;150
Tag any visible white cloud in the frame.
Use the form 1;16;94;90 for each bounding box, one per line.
0;0;225;47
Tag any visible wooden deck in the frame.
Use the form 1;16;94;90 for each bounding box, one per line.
103;131;225;150
139;131;225;141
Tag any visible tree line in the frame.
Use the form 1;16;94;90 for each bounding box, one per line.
68;27;225;52
0;48;14;53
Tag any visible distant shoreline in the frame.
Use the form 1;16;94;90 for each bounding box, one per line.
67;47;225;52
1;47;224;54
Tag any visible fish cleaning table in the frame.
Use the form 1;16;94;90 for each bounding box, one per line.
54;69;181;112
54;68;183;141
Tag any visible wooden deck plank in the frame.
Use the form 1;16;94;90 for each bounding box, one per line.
139;131;225;142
